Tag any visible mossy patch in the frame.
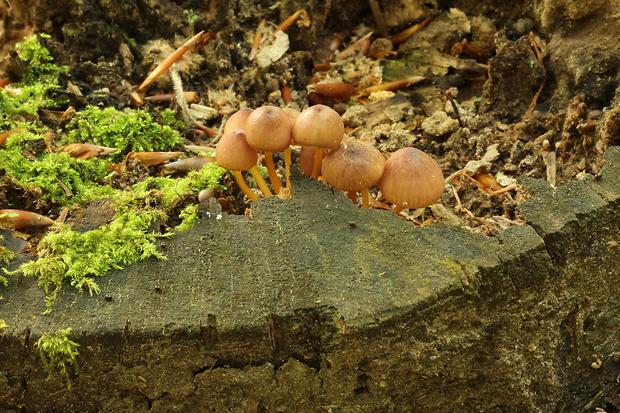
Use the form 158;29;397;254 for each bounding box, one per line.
175;203;200;231
1;35;228;312
0;234;13;297
0;130;116;206
4;159;227;312
0;33;68;120
133;161;226;207
62;106;183;161
15;33;68;85
34;328;80;388
13;196;168;312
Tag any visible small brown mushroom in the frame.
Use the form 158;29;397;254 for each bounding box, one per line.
378;147;444;214
215;130;273;200
282;108;300;188
292;104;344;179
321;139;386;208
283;107;300;123
245;106;293;195
198;188;216;203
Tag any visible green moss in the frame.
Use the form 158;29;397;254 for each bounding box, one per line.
134;162;227;207
0;130;116;206
175;204;199;231
14;199;168;312
0;83;63;117
381;49;443;81
0;233;14;266
0;34;68;119
124;34;137;48
0;36;229;313
34;328;80;388
62;106;183;160
15;33;68;84
6;144;226;311
0;234;12;298
159;106;186;130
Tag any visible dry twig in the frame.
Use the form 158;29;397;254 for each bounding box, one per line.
523;34;547;119
452;172;517;195
390;17;431;44
137;30;215;92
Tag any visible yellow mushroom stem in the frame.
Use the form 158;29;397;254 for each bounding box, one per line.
345;189;371;208
346;190;357;204
248;165;274;197
263;151;282;194
233;171;259;201
360;188;370;209
392;204;405;215
283;147;293;190
311;148;323;179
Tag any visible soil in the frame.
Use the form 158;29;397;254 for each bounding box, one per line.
2;0;620;411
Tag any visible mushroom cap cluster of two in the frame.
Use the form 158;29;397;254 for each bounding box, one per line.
216;104;445;214
315;141;445;213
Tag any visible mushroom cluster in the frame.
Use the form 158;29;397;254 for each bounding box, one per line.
216;105;445;214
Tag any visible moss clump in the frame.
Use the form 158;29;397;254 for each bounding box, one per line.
0;234;13;298
0;34;68;119
0;36;228;312
34;328;80;388
15;33;68;85
15;198;168;312
136;161;227;230
62;106;183;160
134;161;227;207
0;130;116;206
175;204;199;231
0;234;14;266
7;150;226;312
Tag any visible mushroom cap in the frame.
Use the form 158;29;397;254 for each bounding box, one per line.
291;104;344;150
379;147;444;209
245;106;293;152
321;140;386;191
215;130;257;171
223;108;254;133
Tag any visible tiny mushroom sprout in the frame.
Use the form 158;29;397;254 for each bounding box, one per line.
321;139;386;208
244;106;293;195
378;147;445;215
215;129;273;201
292;104;345;179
